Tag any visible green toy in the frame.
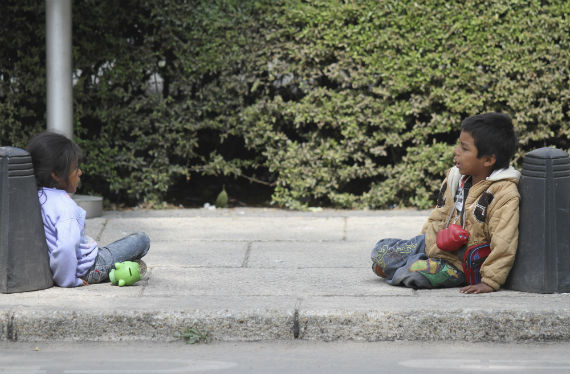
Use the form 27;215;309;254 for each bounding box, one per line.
109;261;141;286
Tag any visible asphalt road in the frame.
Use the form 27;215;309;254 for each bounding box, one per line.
1;341;569;374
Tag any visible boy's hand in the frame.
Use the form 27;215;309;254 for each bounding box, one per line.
460;283;493;294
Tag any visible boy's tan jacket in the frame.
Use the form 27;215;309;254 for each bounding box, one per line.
421;166;521;290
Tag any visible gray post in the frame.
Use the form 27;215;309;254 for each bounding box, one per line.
0;147;53;293
506;147;570;293
46;0;73;139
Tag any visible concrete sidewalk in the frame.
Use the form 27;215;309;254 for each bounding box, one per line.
1;208;568;343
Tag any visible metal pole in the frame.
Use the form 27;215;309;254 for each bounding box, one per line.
45;0;103;218
46;0;73;139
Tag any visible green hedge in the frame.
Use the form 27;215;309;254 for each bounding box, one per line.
1;0;569;209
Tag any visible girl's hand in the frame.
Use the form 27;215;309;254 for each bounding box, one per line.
81;279;89;286
460;283;493;294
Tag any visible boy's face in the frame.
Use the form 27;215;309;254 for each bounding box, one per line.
454;131;495;184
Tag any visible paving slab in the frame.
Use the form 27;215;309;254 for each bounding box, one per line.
85;217;106;241
345;215;430;243
247;241;372;269
98;216;347;243
144;240;248;268
142;268;413;298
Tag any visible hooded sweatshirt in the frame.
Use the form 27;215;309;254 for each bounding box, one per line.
38;188;98;287
421;166;521;290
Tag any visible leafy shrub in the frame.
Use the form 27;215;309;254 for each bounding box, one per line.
1;0;568;209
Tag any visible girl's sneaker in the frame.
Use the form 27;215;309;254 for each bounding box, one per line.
135;259;147;277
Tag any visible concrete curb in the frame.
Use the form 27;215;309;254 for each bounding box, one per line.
2;310;293;342
297;310;570;342
3;307;568;343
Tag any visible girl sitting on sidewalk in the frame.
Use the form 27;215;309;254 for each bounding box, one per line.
27;131;150;287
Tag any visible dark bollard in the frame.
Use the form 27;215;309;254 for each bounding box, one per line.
0;147;53;293
506;147;570;293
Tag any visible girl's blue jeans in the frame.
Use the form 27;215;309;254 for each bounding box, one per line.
84;232;150;284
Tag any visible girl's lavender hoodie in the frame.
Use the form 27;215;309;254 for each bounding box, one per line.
38;188;98;287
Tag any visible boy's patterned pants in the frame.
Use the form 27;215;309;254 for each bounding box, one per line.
371;235;464;288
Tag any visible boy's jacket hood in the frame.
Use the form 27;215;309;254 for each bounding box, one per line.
448;166;520;199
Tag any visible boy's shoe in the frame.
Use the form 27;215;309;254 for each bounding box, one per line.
372;263;387;278
135;259;147;277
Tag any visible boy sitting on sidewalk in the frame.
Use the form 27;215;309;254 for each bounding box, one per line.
371;112;520;293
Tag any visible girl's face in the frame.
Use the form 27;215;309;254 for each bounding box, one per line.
65;166;82;194
454;131;495;185
51;164;82;194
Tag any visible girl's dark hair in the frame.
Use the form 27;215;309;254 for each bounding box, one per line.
461;112;517;170
26;131;82;189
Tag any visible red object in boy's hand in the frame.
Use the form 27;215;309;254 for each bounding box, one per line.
436;224;469;252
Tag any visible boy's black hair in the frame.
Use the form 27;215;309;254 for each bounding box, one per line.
461;112;517;170
26;131;82;189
